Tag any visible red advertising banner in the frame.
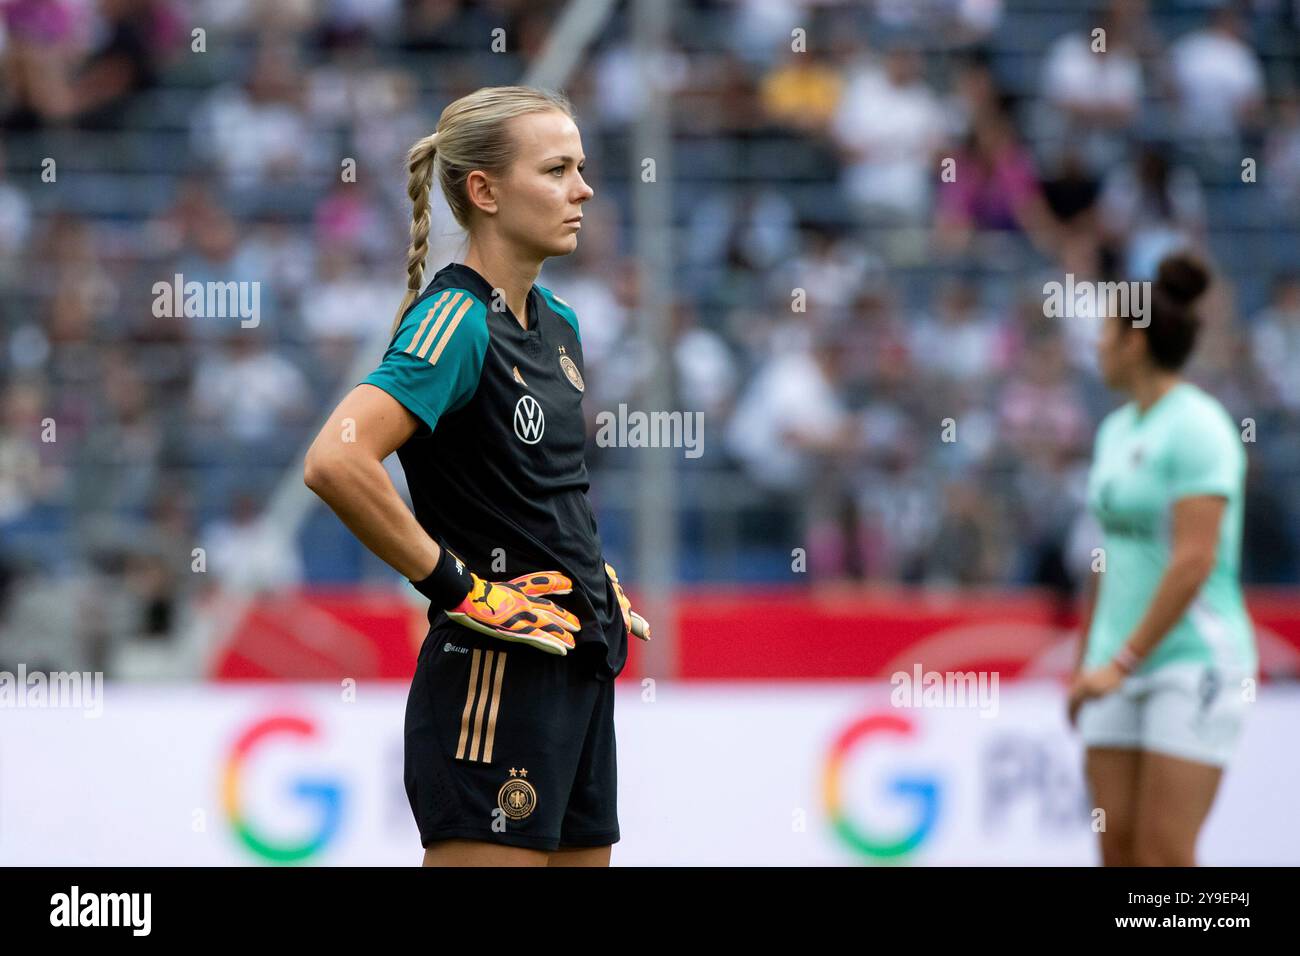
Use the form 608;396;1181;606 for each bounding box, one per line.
209;587;1300;682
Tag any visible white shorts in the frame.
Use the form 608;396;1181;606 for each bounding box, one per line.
1077;663;1252;767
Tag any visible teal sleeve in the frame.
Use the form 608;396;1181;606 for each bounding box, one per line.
1167;408;1241;500
361;289;489;434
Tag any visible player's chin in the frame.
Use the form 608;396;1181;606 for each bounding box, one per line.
548;231;580;256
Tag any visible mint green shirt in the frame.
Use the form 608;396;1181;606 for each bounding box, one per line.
1084;382;1256;674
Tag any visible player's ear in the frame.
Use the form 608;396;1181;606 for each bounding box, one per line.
465;169;498;216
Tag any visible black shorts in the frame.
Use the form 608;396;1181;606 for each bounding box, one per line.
404;621;620;852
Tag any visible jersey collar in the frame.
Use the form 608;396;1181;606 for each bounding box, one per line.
441;262;538;333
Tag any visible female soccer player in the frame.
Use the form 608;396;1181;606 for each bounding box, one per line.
1068;253;1256;866
304;86;648;867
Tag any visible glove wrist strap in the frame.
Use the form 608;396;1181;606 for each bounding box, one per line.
410;547;472;609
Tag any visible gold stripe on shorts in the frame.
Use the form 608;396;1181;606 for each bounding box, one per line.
454;647;508;763
455;647;482;760
467;649;496;762
482;651;508;763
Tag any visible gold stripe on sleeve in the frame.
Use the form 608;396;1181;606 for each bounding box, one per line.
415;291;464;359
427;296;475;365
404;290;450;355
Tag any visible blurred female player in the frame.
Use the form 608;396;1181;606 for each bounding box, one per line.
1068;253;1256;866
304;86;648;867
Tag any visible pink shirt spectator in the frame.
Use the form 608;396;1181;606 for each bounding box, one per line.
938;141;1039;232
2;0;75;43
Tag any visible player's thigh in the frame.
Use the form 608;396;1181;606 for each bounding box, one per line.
1131;665;1239;865
557;674;620;849
1133;752;1223;867
1084;746;1142;864
547;844;612;867
1079;685;1143;863
422;839;549;867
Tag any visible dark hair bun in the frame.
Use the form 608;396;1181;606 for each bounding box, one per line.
1156;253;1210;306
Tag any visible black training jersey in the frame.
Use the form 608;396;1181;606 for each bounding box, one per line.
361;262;627;679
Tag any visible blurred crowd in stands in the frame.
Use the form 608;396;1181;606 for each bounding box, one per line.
2;0;1300;674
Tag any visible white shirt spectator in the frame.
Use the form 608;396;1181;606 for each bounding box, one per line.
593;42;689;126
726;345;846;492
299;273;392;340
907;309;1006;383
191;343;311;443
1042;32;1142;116
675;326;738;419
833;60;946;219
190;84;323;189
875;0;1003;36
731;0;808;63
1168;27;1264;139
1250;294;1300;412
201;514;304;592
787;236;880;312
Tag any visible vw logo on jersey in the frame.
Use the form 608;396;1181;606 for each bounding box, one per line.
513;394;545;444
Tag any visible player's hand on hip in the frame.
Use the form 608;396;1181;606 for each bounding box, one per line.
504;570;575;598
446;572;581;655
1066;662;1124;727
605;562;651;642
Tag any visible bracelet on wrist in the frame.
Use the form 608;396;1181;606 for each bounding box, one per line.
1112;644;1141;674
410;547;472;609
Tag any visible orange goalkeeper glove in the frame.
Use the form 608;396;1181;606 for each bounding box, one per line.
605;562;650;642
412;551;580;656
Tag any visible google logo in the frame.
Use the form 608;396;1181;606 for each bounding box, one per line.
823;712;941;860
222;714;345;864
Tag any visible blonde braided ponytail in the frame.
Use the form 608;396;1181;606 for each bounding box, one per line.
391;132;439;335
388;86;576;341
